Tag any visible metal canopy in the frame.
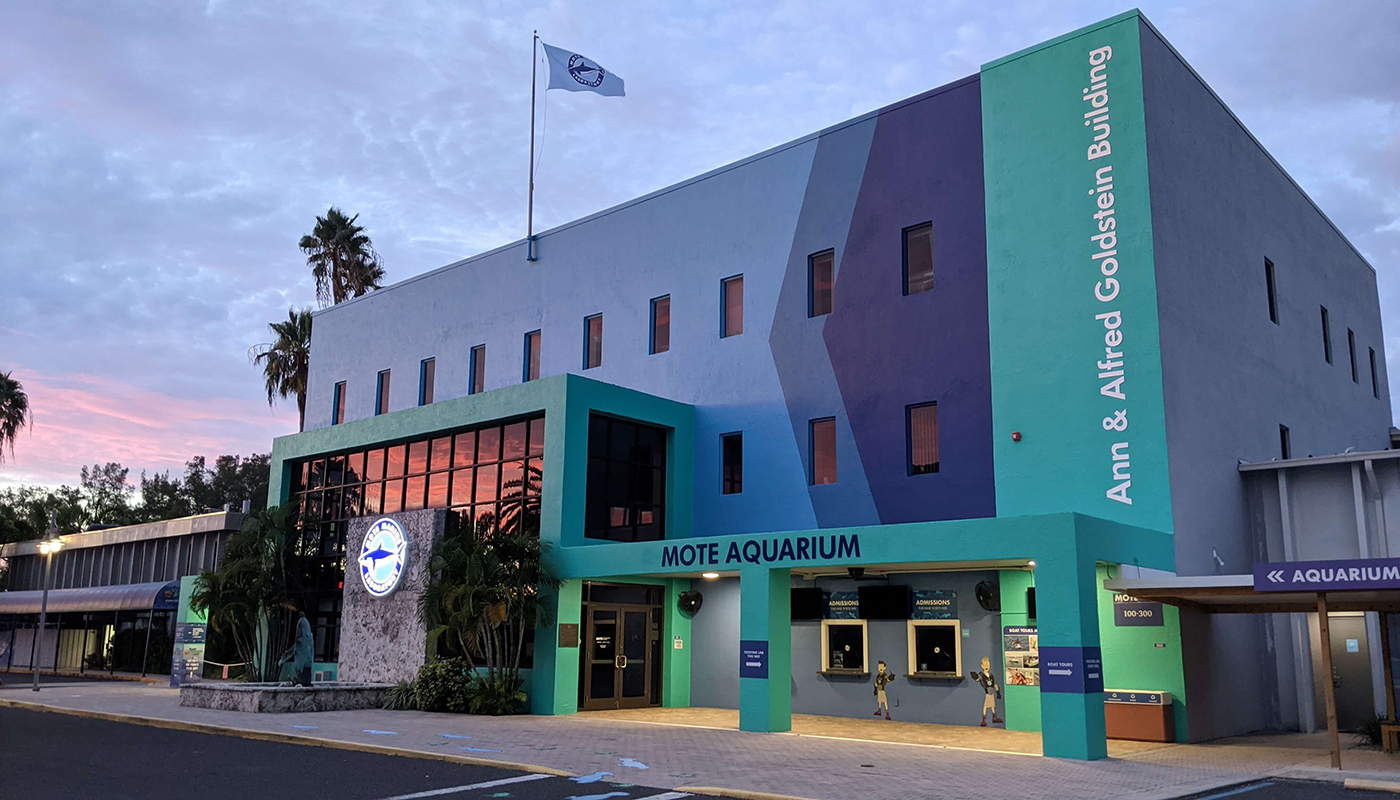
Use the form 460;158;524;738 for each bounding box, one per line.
0;580;181;615
1103;575;1400;614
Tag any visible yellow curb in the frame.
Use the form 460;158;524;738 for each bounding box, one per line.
0;698;573;777
1346;778;1400;794
675;787;822;800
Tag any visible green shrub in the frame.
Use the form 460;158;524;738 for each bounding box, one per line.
466;673;527;716
414;658;473;713
383;679;420;711
1362;714;1384;746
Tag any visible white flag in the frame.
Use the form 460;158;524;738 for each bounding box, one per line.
542;42;625;97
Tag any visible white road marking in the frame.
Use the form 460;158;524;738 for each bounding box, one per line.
370;773;553;800
631;793;691;800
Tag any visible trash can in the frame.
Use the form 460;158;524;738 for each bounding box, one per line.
1104;689;1174;742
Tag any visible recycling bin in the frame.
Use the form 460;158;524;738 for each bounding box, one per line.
1104;689;1174;742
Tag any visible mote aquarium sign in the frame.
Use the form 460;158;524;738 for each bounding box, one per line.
661;534;861;568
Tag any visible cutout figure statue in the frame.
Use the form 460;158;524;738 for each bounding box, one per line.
971;656;1003;726
872;660;895;720
279;612;315;687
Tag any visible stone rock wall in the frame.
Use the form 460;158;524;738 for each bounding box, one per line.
340;508;445;683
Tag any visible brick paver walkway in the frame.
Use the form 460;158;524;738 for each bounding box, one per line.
7;681;1400;800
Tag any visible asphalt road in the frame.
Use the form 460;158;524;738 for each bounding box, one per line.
1172;779;1400;799
0;706;697;800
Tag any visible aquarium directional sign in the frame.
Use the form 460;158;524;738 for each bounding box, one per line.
1254;557;1400;592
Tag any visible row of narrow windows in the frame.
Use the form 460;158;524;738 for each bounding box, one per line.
330;223;938;425
1265;258;1381;399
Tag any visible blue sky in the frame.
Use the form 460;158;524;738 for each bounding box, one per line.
2;1;1397;488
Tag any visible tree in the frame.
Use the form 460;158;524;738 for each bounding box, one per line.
0;485;86;544
250;308;313;432
81;462;135;525
299;207;385;307
0;370;33;464
137;470;194;521
183;453;270;513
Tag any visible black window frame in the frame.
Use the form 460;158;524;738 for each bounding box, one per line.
1349;328;1358;383
1320;306;1332;364
469;344;486;395
1265;258;1279;324
583;414;667;543
375;370;391;416
332;381;346;425
523;330;541;382
721;275;744;338
809;249;834;317
650;295;670;355
1371;347;1380;399
902;221;935;296
419;357;435;406
1280;424;1291;460
721;432;743;495
906;402;941;475
584;314;603;370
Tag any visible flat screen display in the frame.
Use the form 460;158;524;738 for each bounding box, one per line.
858;585;910;620
791;587;825;620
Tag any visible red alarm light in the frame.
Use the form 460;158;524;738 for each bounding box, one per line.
1011;431;1022;442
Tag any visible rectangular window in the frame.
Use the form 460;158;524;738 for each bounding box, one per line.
809;250;834;317
903;222;935;295
721;432;743;494
721;275;743;337
1265;258;1278;324
584;314;603;369
1371;347;1380;399
650;295;670;354
810;418;836;485
375;370;391;416
419;358;435;405
907;402;940;475
1349;329;1358;383
584;414;667;542
1320;307;1332;363
469;345;486;395
332;381;346;425
1280;424;1291;460
524;330;541;382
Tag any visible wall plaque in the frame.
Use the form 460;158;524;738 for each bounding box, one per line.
558;623;580;648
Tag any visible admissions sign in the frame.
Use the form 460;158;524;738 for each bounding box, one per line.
1253;557;1400;592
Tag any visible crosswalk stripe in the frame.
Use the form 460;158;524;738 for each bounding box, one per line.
631;793;691;800
371;773;554;800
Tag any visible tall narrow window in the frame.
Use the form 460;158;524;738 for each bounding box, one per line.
650;295;670;354
903;222;935;295
722;275;743;337
907;402;940;475
1265;258;1278;324
1320;307;1332;363
524;330;541;382
809;250;834;317
1348;329;1359;383
419;358;435;405
721;433;743;495
375;370;391;416
1371;347;1380;399
810;418;837;485
332;381;346;425
470;345;486;395
1280;424;1291;460
584;314;603;369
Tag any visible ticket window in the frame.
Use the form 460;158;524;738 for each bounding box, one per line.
907;619;962;678
821;620;869;675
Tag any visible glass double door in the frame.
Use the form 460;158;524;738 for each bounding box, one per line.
582;604;656;710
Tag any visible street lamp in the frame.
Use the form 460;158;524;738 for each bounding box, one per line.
32;532;63;692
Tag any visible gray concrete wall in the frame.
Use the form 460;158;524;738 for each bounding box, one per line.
1140;20;1393;740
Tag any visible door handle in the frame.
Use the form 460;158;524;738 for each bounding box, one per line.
616;655;628;668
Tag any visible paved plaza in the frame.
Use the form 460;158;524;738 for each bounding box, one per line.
5;680;1400;799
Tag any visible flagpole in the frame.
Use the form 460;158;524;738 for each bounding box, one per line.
527;30;539;262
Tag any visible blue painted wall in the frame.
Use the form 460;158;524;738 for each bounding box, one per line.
305;77;997;538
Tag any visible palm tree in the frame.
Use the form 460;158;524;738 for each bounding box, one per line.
251;308;313;431
299;207;385;307
0;370;33;464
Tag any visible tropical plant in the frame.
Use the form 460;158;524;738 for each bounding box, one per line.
414;658;474;713
250;308;313;432
189;504;302;682
418;513;557;710
0;370;33;464
465;673;528;716
498;462;542;534
299;207;385;307
383;679;421;711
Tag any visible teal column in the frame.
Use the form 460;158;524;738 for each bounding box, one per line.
1034;548;1107;760
663;578;693;708
531;578;582;715
738;565;791;732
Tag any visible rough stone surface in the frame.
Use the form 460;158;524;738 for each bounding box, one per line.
340;509;446;684
179;682;393;713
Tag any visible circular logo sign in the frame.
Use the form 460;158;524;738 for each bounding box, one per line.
567;54;605;87
358;518;408;597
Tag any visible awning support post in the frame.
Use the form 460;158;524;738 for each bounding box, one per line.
140;610;154;678
79;615;89;675
110;609;118;676
1317;592;1342;769
1382;611;1396;722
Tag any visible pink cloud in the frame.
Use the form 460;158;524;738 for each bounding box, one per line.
0;368;298;488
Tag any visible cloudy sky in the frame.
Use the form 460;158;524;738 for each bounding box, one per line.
2;0;1398;490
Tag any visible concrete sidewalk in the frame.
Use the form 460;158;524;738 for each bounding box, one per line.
6;681;1400;800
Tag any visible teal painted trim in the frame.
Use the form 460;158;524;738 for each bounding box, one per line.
664;578;693;708
177;574;204;624
998;569;1040;732
1041;692;1108;760
738;565;791;732
531;578;582;715
980;9;1143;71
1096;563;1188;742
1035;545;1108;760
312;661;338;681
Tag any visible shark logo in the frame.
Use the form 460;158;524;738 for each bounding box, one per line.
567;54;605;88
358;518;408;597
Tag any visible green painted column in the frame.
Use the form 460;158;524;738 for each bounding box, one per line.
663;578;693;708
738;564;791;732
998;569;1040;732
531;578;582;715
1034;548;1107;760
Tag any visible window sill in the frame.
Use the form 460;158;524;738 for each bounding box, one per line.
818;669;870;678
908;670;963;680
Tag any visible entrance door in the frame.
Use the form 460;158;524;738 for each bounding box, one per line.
1314;615;1376;731
582;604;655;710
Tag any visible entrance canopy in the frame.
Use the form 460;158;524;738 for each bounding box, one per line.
0;580;181;616
1102;575;1400;614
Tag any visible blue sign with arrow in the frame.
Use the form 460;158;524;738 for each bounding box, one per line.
1254;558;1400;592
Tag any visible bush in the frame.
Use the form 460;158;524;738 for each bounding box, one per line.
415;658;473;713
383;679;420;711
1363;714;1384;746
466;673;527;716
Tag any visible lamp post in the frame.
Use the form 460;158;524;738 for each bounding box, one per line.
32;527;63;692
